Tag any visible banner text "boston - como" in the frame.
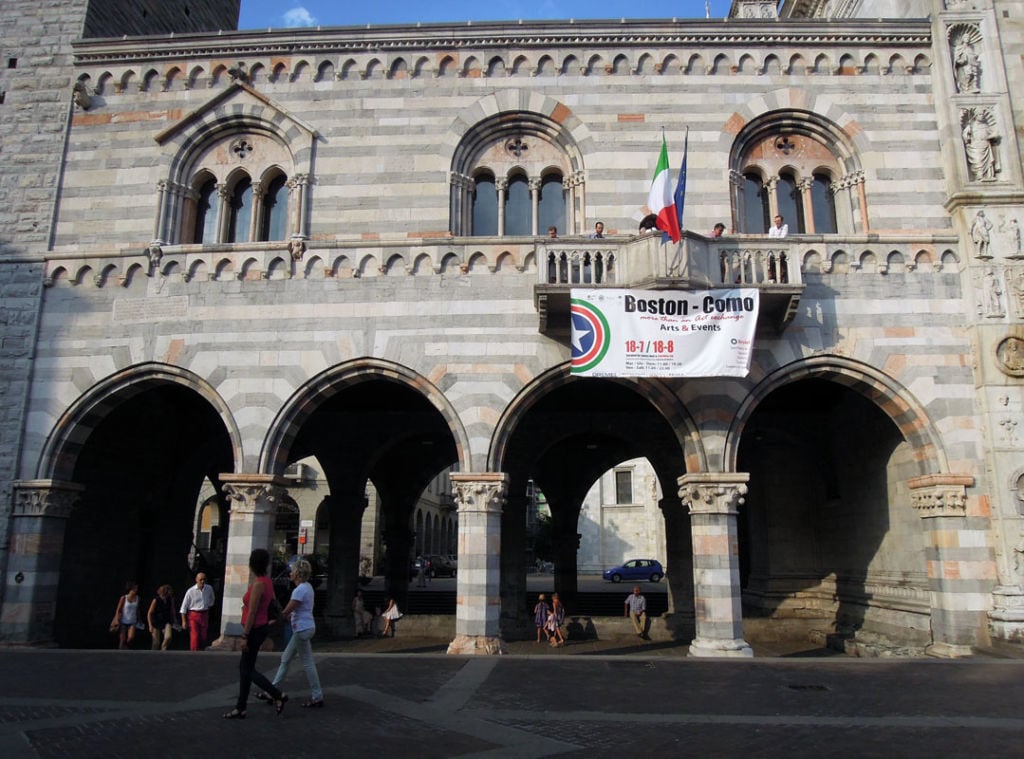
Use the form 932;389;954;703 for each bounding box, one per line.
623;294;756;317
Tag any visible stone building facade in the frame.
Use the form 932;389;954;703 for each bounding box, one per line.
1;0;1023;657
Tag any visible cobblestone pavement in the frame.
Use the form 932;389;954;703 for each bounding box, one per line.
1;642;1022;758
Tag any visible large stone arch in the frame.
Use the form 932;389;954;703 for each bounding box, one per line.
260;357;472;476
37;361;243;483
725;355;949;479
488;362;706;474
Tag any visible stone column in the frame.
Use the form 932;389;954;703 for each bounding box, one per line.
323;494;367;638
529;177;541;236
679;473;753;658
0;480;83;645
448;472;507;655
659;495;695;640
212;474;283;647
908;474;991;657
499;494;529;637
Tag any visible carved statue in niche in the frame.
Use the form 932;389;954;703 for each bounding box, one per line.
951;27;982;94
982;267;1004;317
961;107;1000;182
1010;268;1024;317
1001;216;1022;259
971;210;993;258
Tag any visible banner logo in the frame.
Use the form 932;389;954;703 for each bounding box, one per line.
570;298;611;373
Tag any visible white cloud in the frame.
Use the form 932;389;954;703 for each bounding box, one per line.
281;7;319;27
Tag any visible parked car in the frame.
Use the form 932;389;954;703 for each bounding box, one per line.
602;559;664;583
425;554;457;578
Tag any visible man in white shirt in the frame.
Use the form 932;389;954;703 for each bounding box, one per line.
179;572;215;650
768;215;788;238
624;585;648;639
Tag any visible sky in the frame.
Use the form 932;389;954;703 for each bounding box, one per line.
238;1;736;30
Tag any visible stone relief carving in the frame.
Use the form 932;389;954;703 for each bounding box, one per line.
971;210;993;258
997;336;1024;376
980;267;1004;317
949;25;982;94
1010;268;1024;318
961;107;1000;182
1001;216;1022;259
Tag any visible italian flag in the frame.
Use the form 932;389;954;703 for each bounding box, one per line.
647;137;681;243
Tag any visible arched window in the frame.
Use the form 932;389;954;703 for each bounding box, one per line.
777;172;804;233
810;173;837;234
472;173;498;236
260;173;289;241
729;110;866;235
537;173;565;235
741;173;768;234
505;174;531;236
227;175;253;243
450;110;584;236
192;176;218;245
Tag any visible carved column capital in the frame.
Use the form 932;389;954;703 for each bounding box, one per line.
12;480;85;519
678;473;750;515
907;474;974;518
451;473;508;514
220;474;286;515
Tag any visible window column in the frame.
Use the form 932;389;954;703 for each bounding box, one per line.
248;181;264;242
799;177;815;234
496;178;508;236
216;183;231;243
529;177;541;236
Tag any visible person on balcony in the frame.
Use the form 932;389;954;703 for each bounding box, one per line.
710;223;726;238
768;215;788;238
590;221;605;239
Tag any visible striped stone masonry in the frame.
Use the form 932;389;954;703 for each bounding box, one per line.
679;473;753;658
0;480;84;645
448;473;507;655
908;474;993;656
212;475;283;648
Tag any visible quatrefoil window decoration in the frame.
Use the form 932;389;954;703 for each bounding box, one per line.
505;137;529;158
231;138;255;161
775;136;796;155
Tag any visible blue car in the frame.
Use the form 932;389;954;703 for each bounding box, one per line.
602;559;664;583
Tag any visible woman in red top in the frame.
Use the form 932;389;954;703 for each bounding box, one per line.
223;548;288;719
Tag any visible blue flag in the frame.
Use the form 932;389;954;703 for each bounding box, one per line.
674;127;688;233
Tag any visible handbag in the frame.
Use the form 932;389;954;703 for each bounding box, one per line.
109;620;120;634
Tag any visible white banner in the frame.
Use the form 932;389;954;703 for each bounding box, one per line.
570;288;758;378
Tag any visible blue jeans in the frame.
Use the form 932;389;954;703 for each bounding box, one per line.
272;626;322;702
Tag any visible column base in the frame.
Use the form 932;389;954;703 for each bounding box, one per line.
989;584;1024;644
688;636;753;658
446;634;507;655
925;641;974;658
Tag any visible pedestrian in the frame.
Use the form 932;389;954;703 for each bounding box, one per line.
179;571;215;651
381;598;402;637
257;559;324;709
223;548;287;719
147;584;176;651
625;585;648;639
352;590;372;636
546;592;566;646
110;580;140;650
768;215;788;238
416;555;427;587
533;593;551;643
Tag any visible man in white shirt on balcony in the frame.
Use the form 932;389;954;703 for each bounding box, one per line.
768;215;788;238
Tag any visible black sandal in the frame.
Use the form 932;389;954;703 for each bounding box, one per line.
222;708;246;719
255;692;273;704
301;699;324;708
275;694;289;715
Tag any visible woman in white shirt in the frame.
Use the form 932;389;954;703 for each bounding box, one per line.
111;580;140;650
258;560;324;708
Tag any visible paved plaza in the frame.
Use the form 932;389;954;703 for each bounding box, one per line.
0;642;1022;758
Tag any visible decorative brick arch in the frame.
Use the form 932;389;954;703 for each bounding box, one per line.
37;362;242;482
261;358;472;475
488;362;707;475
724;355;949;478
